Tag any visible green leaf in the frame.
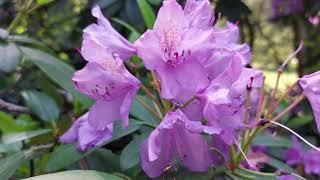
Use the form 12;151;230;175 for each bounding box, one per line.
252;133;291;148
0;143;22;153
0;43;21;73
0;112;23;133
136;0;156;29
46;120;142;172
36;0;53;5
120;133;148;170
20;47;91;106
87;149;121;173
287;115;313;128
0;150;33;180
8;35;45;47
21;90;59;122
2;129;52;144
147;0;162;5
130;96;159;126
267;157;296;173
22;170;123;180
112;18;141;42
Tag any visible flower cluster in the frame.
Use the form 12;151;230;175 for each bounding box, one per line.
271;0;304;18
59;0;320;178
285;136;320;175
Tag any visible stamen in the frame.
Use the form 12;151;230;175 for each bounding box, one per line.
233;137;255;169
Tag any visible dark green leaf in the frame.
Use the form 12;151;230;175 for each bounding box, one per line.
46;120;142;172
136;0;156;29
130;96;159;126
2;129;52;144
252;133;291;148
23;170;123;180
120;133;148;170
87;149;121;173
20;47;91;106
267;157;296;173
0;143;22;153
0;43;21;73
0;150;33;180
8;35;45;47
287;115;313;128
112;18;141;42
0;112;24;133
147;0;162;5
21;90;59;122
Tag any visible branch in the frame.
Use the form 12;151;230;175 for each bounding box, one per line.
0;98;31;114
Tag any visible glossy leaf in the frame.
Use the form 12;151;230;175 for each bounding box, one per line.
20;47;91;106
2;129;52;144
0;43;21;73
252;133;291;148
130;96;159;126
120;133;148;170
0;150;33;180
23;170;123;180
21;90;59;122
136;0;156;29
0;112;25;133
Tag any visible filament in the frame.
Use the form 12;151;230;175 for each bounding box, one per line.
268;120;320;152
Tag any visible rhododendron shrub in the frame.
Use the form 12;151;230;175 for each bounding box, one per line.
2;0;319;179
57;0;320;179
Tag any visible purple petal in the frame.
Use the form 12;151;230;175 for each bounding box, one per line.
88;99;121;130
59;113;114;151
303;149;320;175
184;0;214;29
157;58;210;102
134;30;164;70
140;128;174;178
81;5;136;61
174;122;213;172
284;136;303;165
299;71;320;132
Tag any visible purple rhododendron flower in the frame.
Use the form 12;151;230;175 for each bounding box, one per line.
134;0;251;106
200;58;263;144
60;5;140;151
134;0;212;103
81;6;136;61
140;109;213;177
303;150;320;175
271;0;304;18
284;136;303;165
59;113;113;151
299;71;320;132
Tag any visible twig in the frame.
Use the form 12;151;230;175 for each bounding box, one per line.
0;98;31;114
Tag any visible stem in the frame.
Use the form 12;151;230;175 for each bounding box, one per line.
180;96;196;109
7;10;25;33
268;80;298;115
136;96;162;120
141;84;164;114
268;69;282;115
134;118;157;128
232;171;255;179
272;94;305;122
237;167;277;177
